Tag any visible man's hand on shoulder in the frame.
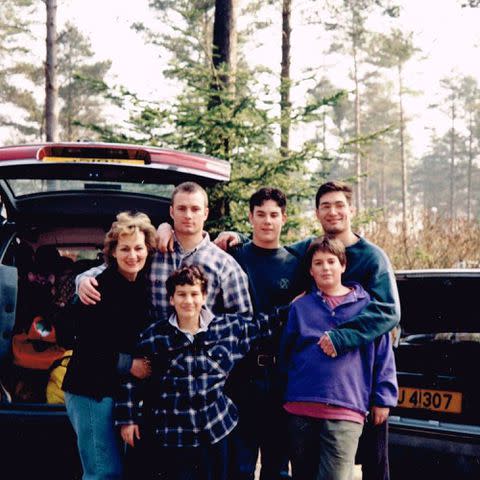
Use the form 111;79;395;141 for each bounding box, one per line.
213;231;240;251
156;222;174;253
78;277;101;305
318;332;337;358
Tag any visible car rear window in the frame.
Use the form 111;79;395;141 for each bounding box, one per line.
397;275;480;334
7;179;175;198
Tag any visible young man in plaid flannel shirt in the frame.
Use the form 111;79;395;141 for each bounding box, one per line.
116;265;279;479
75;181;253;321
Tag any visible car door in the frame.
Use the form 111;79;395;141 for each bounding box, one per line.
0;265;16;362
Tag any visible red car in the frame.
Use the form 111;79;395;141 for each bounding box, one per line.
0;142;230;479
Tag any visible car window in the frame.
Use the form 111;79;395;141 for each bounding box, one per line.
7;179;175;198
397;276;478;334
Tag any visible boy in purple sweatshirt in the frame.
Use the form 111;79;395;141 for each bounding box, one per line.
279;236;397;480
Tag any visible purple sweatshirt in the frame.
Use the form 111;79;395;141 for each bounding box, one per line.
279;283;398;415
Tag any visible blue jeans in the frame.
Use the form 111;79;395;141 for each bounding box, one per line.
287;414;363;480
65;392;123;480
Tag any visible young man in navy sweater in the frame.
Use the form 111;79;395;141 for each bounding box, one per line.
226;188;306;480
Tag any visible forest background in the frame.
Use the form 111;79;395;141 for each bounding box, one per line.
1;0;480;269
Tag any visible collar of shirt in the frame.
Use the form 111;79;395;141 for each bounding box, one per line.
315;285;360;306
173;231;211;256
168;307;215;342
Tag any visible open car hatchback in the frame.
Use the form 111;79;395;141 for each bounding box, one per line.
0;142;230;479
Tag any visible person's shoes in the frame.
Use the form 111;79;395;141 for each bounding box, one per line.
0;381;12;403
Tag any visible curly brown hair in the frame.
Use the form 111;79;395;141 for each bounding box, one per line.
103;211;157;265
166;265;208;298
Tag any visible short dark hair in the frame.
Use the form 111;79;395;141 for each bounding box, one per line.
172;182;208;207
249;187;287;213
305;235;347;269
315;181;353;209
166;265;208;298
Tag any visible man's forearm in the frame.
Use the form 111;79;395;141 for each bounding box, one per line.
74;263;106;292
328;299;400;355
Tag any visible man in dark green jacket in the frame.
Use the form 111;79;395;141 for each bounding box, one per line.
284;180;400;480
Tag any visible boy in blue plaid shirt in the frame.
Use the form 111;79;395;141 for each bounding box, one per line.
116;265;280;480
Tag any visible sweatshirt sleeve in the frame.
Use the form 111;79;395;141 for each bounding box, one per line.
371;334;398;408
277;305;299;392
328;256;400;355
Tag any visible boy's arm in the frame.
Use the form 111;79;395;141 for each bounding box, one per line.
115;380;140;426
371;334;398;412
115;328;153;426
328;266;400;356
232;307;288;360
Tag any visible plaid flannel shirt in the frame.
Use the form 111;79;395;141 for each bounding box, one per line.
75;233;252;322
115;309;271;447
150;233;252;322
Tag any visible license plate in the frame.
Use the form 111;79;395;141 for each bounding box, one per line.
398;387;462;414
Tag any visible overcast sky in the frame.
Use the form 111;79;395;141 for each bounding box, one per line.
52;0;480;156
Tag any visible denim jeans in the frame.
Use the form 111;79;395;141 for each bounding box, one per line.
65;392;123;480
287;414;363;480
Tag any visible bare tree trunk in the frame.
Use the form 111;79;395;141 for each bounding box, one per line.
321;109;327;154
202;10;212;69
209;0;238;221
398;64;408;236
211;0;237;95
280;0;291;158
45;0;58;141
449;97;455;220
352;35;362;210
364;155;369;208
467;112;473;221
380;154;386;210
